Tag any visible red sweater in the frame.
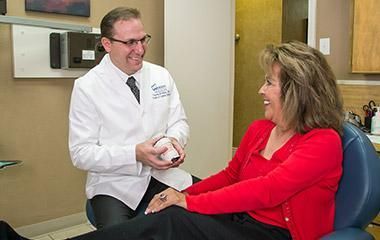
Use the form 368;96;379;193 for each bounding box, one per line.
185;120;343;240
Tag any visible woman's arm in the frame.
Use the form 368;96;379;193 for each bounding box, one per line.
186;129;342;215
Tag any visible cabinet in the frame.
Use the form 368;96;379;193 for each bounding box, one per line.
351;0;380;73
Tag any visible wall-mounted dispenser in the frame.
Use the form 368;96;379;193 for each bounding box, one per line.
60;31;104;69
11;24;96;78
50;32;61;69
49;31;105;69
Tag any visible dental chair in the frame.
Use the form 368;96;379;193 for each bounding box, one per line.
86;123;380;239
321;122;380;240
85;200;96;227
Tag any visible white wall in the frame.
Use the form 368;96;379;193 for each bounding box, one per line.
164;0;235;178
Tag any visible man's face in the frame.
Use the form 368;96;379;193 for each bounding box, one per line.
102;19;148;75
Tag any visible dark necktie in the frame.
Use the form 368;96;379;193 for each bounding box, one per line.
126;76;140;104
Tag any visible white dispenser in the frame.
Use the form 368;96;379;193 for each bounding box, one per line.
371;107;380;135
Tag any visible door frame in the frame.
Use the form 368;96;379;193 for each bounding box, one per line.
307;0;317;47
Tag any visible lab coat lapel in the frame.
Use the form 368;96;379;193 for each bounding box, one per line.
138;65;151;115
138;65;157;139
100;64;142;113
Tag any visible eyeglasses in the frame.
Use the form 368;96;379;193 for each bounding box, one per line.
108;34;152;48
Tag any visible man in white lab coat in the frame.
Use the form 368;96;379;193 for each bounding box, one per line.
68;7;192;229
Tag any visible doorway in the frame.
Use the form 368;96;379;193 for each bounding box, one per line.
233;0;308;146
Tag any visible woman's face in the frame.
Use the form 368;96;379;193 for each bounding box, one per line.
258;63;284;125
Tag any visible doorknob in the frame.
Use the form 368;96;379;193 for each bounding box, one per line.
235;33;240;42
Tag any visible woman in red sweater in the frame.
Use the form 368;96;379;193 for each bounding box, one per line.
1;41;344;240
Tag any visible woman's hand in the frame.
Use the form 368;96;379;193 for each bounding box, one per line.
145;188;187;214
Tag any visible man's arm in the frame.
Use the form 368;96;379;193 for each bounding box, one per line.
68;81;141;174
69;80;175;174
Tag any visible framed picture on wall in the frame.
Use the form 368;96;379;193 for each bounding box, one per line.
25;0;90;17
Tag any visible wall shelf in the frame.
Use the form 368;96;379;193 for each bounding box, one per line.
351;0;380;73
0;15;92;32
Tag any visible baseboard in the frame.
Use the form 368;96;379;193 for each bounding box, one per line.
15;212;88;238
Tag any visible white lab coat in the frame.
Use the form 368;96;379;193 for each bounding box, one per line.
68;54;191;209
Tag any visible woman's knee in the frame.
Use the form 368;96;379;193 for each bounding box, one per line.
158;206;188;219
141;206;189;226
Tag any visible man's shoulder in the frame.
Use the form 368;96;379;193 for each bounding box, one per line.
76;64;104;83
72;68;104;94
76;54;110;83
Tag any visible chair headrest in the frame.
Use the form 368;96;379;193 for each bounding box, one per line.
334;122;380;229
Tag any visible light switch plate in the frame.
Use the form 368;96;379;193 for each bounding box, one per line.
319;38;330;55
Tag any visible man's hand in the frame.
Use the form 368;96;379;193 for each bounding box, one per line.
136;137;173;170
168;137;186;168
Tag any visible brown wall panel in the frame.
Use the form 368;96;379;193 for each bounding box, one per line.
339;85;380;121
316;0;380;123
316;0;380;80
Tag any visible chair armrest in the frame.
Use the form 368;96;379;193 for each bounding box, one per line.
320;228;374;240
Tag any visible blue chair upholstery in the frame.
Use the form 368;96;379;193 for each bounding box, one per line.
321;122;380;240
85;200;96;227
86;123;380;238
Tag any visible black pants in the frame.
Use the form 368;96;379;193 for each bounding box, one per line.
0;208;291;240
71;206;291;240
90;176;200;229
0;221;27;240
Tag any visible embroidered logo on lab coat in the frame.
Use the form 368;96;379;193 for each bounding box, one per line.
151;83;171;99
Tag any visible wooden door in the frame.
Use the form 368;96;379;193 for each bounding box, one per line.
233;0;282;146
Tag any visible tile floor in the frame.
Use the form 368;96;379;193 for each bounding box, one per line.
32;223;94;240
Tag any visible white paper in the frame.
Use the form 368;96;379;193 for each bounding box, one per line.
366;134;380;144
82;50;95;60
